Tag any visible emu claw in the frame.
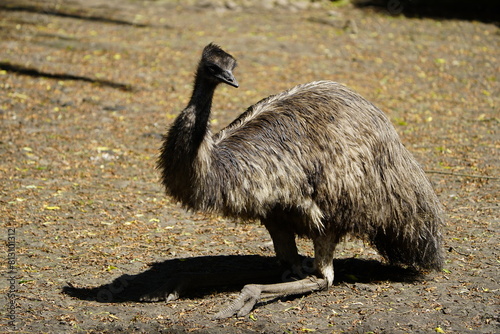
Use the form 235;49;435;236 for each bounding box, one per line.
140;288;180;303
213;284;262;319
140;277;185;303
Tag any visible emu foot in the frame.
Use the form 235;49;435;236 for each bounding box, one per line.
214;276;328;319
214;284;262;319
140;275;193;303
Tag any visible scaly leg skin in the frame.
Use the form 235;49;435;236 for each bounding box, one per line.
214;231;339;319
213;275;328;319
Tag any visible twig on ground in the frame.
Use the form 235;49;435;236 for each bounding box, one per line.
425;170;499;180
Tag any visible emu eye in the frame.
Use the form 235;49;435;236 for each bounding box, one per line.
206;64;220;74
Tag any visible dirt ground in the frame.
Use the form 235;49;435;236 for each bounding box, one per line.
0;0;498;333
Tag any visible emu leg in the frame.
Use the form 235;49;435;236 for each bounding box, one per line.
213;230;340;318
213;275;328;318
312;232;339;286
262;218;302;274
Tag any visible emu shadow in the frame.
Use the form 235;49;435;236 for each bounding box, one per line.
62;255;421;304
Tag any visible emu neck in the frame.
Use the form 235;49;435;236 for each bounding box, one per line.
183;75;217;154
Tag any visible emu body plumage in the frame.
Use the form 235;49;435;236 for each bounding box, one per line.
156;44;444;317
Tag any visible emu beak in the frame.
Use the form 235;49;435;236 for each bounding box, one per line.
220;70;239;88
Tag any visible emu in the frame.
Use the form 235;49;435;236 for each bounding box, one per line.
151;43;444;318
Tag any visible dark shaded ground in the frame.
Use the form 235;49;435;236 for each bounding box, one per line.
0;0;498;333
353;0;500;23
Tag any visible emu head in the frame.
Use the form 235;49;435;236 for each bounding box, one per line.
199;43;238;88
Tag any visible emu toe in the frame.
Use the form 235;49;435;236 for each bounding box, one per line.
140;276;188;303
213;284;262;319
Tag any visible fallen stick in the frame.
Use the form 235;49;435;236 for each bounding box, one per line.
425;170;499;180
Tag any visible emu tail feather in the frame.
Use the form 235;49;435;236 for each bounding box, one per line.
372;219;444;271
365;147;445;271
370;189;445;271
